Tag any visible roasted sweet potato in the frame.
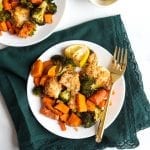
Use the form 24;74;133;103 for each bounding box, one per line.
76;93;87;112
67;113;82;127
44;14;53;24
43;60;53;75
31;60;43;77
88;89;108;108
47;65;57;77
42;96;55;109
39;75;48;86
54;102;69;114
58;120;66;131
60;113;69;122
33;77;41;86
86;100;96;112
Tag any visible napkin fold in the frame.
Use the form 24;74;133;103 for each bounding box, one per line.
0;15;150;150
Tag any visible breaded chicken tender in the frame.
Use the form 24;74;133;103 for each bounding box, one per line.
13;6;30;28
44;78;62;99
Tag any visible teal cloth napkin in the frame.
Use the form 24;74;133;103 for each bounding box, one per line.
0;15;150;150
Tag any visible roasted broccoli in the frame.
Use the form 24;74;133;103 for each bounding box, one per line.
32;86;43;96
51;55;76;76
0;11;11;21
20;0;34;9
80;112;95;128
59;90;71;103
31;1;47;25
46;2;57;14
80;75;98;98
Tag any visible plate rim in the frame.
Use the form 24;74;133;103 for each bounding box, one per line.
27;40;125;139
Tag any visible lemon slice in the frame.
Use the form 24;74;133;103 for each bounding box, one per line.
64;44;90;67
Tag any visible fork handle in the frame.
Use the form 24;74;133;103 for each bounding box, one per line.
95;86;113;143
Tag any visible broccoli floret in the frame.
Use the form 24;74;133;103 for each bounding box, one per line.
51;55;76;76
59;90;71;103
45;0;57;14
80;112;95;128
20;0;34;9
31;1;47;25
0;11;11;21
32;86;43;96
80;75;98;98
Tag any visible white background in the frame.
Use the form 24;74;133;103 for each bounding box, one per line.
0;0;150;149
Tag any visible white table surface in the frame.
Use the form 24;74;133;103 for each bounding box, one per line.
0;0;150;149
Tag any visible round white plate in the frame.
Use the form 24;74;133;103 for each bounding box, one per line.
0;0;66;47
27;40;125;139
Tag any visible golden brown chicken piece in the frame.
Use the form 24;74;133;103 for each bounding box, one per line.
12;6;30;28
83;52;111;88
59;70;80;95
44;77;62;99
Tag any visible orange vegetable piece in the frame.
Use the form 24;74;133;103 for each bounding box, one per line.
86;100;96;112
31;60;44;77
40;107;59;120
39;75;48;86
89;89;108;107
6;21;14;34
33;77;41;86
60;113;69;122
43;60;53;74
98;100;107;108
31;0;43;4
47;66;57;77
67;113;82;127
44;14;53;24
76;93;87;112
58;121;66;131
42;96;55;109
0;21;8;32
3;0;12;10
11;0;19;8
18;21;36;38
54;102;69;114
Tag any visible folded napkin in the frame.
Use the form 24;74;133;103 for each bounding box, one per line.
0;15;150;150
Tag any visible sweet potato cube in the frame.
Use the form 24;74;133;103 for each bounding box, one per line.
76;93;87;112
60;113;69;122
42;96;55;109
67;113;82;127
54;102;69;114
86;100;96;111
31;60;43;77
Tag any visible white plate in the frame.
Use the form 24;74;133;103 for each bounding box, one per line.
27;40;125;139
0;0;66;47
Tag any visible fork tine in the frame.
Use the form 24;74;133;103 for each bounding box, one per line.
116;47;121;63
119;48;124;66
123;49;127;66
113;46;118;60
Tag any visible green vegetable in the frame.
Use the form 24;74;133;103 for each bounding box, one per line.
80;112;95;128
59;90;71;103
46;2;57;14
80;75;98;98
20;0;34;9
32;86;43;96
51;55;76;76
31;1;47;25
0;11;11;21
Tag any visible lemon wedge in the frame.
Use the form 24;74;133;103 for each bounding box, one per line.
64;44;90;67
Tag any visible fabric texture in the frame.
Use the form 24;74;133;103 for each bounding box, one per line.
0;15;150;150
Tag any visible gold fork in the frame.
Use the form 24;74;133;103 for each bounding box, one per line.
95;46;128;143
